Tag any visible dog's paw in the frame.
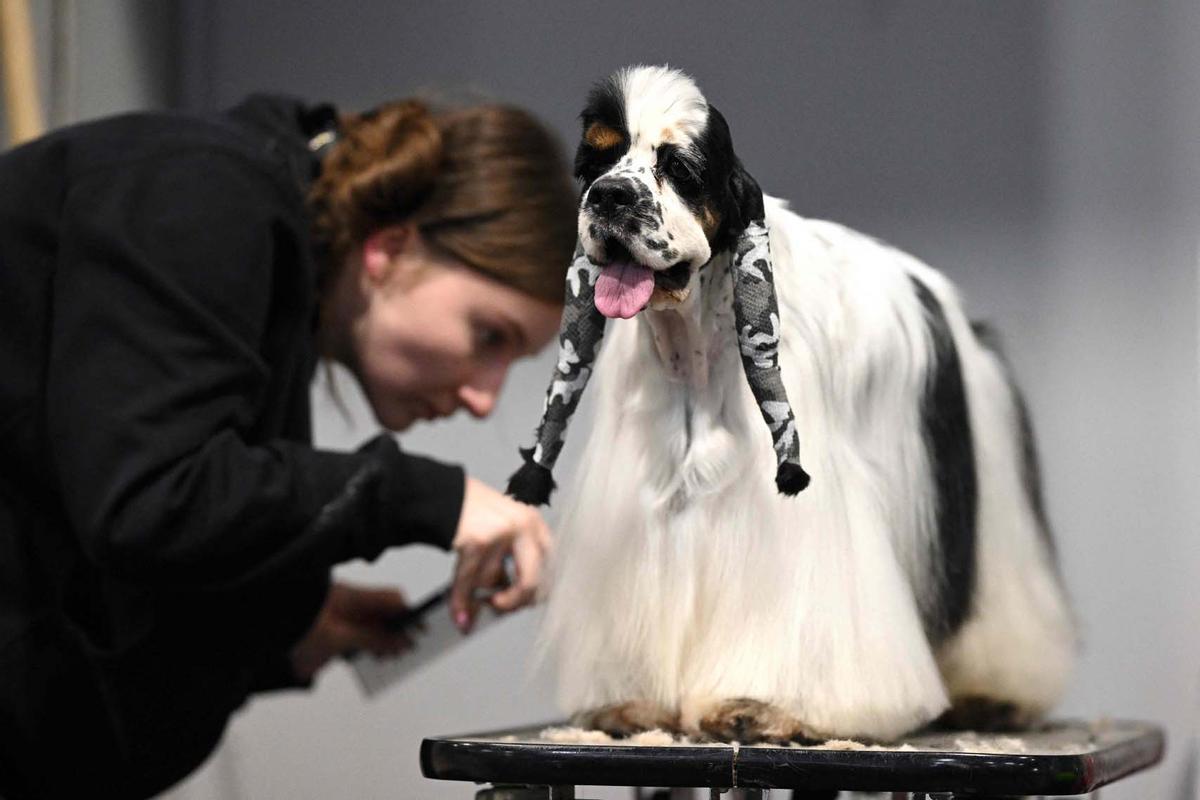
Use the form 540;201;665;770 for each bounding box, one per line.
571;700;681;738
693;697;817;744
936;695;1035;732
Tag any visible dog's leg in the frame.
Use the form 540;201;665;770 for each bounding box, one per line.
572;700;681;737
935;695;1036;732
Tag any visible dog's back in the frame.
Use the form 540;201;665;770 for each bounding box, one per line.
771;206;1076;726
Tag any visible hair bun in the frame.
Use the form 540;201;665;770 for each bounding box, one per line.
308;99;577;305
310;101;444;273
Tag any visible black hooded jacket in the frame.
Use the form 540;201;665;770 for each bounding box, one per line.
0;96;465;798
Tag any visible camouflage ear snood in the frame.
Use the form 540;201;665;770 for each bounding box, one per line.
507;225;809;507
731;220;809;495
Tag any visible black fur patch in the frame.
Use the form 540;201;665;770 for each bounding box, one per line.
654;261;691;291
655;143;704;199
971;322;1059;563
911;277;978;644
694;105;763;251
575;77;630;187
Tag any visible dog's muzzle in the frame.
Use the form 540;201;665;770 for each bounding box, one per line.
586;177;637;220
583;179;693;317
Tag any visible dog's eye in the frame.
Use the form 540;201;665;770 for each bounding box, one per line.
666;156;692;182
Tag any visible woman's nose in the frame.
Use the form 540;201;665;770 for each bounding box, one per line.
457;363;508;419
457;385;497;418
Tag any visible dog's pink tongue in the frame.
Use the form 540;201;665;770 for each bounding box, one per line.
595;261;655;319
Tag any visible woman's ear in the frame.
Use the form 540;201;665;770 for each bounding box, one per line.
361;224;413;286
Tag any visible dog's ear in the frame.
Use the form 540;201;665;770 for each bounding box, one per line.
705;105;765;250
710;105;810;495
728;159;766;231
507;242;609;506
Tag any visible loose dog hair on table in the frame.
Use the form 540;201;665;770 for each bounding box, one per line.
508;65;1075;743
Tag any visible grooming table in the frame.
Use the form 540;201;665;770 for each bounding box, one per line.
420;719;1163;798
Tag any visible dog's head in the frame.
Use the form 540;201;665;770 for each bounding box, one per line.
506;65;807;506
574;65;765;319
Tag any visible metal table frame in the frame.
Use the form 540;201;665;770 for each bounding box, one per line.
421;720;1164;799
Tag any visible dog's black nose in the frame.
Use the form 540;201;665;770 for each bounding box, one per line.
586;178;635;217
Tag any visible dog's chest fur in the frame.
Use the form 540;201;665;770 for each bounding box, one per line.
625;250;758;503
642;251;735;388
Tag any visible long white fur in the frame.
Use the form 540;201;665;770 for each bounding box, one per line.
541;67;1075;741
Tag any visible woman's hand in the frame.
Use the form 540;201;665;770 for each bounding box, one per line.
450;476;552;632
289;582;413;681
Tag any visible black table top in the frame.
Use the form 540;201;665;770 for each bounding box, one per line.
420;719;1163;795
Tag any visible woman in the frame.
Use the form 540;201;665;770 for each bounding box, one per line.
0;93;576;798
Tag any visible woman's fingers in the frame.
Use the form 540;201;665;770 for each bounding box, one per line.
466;544;502;622
450;545;484;632
450;476;555;627
490;523;545;613
478;543;511;589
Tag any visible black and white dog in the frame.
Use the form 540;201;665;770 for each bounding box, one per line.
528;65;1075;743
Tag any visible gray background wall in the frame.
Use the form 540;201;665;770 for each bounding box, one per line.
0;0;176;138
5;2;1196;798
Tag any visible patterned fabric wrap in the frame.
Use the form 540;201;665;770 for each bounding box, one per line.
527;242;608;470
732;219;802;472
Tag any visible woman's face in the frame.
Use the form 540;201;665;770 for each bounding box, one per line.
345;226;562;432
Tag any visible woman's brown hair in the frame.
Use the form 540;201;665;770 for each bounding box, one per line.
309;100;577;305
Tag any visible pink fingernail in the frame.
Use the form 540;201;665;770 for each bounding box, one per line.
455;611;469;630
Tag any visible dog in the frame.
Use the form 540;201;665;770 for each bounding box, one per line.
514;65;1076;743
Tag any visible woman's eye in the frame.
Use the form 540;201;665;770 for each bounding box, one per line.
474;325;507;353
